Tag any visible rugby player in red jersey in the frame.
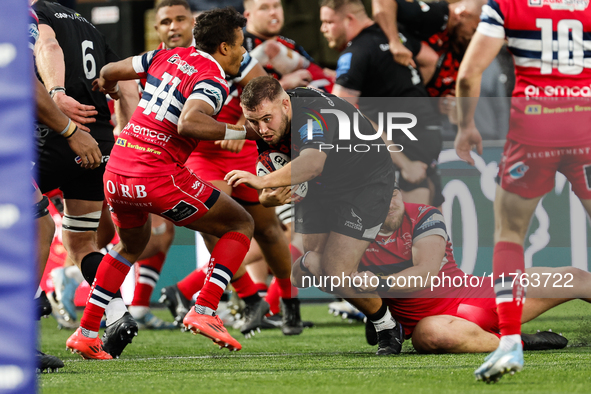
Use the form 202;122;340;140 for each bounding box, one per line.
455;0;591;382
66;8;256;359
293;188;589;356
150;0;303;335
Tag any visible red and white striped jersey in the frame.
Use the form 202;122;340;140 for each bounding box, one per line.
107;47;229;177
478;0;591;145
479;0;591;98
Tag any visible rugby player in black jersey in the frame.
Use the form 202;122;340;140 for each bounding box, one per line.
320;0;443;207
33;0;137;358
226;76;405;355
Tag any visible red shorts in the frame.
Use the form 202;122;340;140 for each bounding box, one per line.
498;139;591;199
186;141;259;204
384;277;498;337
103;166;220;228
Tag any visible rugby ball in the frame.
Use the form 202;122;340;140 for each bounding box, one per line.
256;151;308;202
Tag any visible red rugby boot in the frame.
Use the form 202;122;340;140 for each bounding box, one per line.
66;328;113;360
183;307;242;351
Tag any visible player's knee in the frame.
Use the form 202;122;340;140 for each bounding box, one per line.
233;210;255;239
413;318;457;354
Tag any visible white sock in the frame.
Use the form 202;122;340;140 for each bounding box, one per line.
105;298;127;326
195;304;216;316
371;308;397;332
81;327;98;339
65;265;84;283
499;334;521;352
128;306;149;319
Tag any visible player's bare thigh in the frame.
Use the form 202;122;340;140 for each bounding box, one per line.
412;315;499;354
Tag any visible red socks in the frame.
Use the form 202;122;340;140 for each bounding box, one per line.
266;277;299;315
196;232;250;312
177;265;208;301
80;251;132;334
230;272;259;299
131;252;166;307
493;241;525;336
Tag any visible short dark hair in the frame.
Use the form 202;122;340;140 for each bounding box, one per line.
155;0;191;13
240;76;284;111
320;0;366;14
193;7;246;54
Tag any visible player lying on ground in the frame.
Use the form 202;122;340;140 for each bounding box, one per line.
292;187;590;354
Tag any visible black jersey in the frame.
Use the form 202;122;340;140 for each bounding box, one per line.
395;0;449;41
335;24;438;127
288;87;394;197
35;1;119;141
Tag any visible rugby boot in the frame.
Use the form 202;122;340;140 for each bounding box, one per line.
183;306;241;351
281;298;303;335
475;342;524;383
522;330;568;350
240;298;270;337
261;314;314;329
101;312;138;358
37;291;52;319
365;318;378;346
66;328;112;360
47;291;77;329
36;350;64;372
375;320;404;355
159;285;191;326
328;300;366;321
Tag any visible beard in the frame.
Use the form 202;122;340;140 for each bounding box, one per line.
270;111;290;145
382;210;404;233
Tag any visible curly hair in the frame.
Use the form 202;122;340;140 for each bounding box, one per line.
193;7;246;54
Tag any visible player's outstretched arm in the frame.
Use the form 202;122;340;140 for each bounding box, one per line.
35;24;98;132
93;58;138;98
455;32;504;165
35;79;101;169
225;146;327;189
178;99;258;141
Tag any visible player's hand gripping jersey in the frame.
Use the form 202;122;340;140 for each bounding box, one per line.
478;0;591;145
107;48;229;177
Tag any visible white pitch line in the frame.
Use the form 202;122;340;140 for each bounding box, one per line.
65;351;369;363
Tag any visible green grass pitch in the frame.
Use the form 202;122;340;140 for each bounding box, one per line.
39;300;591;394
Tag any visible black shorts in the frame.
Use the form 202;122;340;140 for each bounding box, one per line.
35;126;113;201
294;169;396;241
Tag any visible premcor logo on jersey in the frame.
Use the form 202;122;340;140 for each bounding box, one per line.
298;107;417;153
